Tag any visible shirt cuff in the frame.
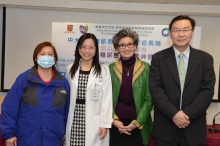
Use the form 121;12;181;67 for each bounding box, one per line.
131;120;143;130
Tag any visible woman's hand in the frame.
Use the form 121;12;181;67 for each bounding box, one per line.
6;137;17;146
99;127;108;140
124;123;137;133
113;120;131;135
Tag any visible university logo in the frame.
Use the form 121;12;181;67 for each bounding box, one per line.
79;25;88;34
64;24;75;34
161;28;170;37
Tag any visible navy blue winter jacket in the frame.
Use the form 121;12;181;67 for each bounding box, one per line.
0;66;70;146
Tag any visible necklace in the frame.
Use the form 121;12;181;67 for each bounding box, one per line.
124;64;135;76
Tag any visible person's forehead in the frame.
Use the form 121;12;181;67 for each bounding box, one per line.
172;20;191;28
40;47;53;52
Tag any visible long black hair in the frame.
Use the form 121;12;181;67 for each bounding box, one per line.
69;33;101;78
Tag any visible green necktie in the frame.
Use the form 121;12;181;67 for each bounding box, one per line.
178;53;186;109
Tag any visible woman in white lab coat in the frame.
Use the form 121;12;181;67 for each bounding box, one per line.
65;33;113;146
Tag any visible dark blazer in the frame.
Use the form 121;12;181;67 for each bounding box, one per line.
149;46;215;146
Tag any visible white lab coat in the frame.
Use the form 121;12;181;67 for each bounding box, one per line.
65;63;113;146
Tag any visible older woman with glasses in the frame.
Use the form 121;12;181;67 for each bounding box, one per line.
109;28;153;146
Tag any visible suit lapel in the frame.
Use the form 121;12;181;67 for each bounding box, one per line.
165;47;180;86
184;47;200;88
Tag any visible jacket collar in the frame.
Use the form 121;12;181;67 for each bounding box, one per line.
28;66;65;85
113;57;145;85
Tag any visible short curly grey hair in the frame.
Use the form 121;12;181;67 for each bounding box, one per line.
112;28;139;49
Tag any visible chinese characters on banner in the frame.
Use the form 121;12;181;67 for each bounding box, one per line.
52;23;201;77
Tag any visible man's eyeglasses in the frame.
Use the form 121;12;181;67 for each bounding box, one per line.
80;45;95;51
117;43;135;50
171;29;193;34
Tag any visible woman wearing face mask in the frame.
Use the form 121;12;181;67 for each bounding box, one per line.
65;33;113;146
0;42;70;146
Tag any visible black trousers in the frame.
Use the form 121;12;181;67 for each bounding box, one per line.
110;119;146;146
154;128;205;146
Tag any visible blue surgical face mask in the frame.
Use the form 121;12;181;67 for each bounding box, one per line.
37;56;55;68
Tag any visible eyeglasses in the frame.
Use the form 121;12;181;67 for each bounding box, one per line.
80;45;95;51
171;29;193;34
117;43;135;50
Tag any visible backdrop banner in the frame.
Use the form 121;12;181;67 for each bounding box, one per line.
52;22;201;77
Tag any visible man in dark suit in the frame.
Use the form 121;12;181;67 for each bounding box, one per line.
150;15;216;146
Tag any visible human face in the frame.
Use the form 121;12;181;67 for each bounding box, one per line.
36;46;55;69
36;46;55;60
170;19;194;52
79;38;96;62
117;37;136;60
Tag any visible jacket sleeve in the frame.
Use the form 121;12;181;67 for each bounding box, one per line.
182;54;215;121
64;79;70;130
108;64;119;120
135;63;153;129
100;65;113;128
0;77;22;140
